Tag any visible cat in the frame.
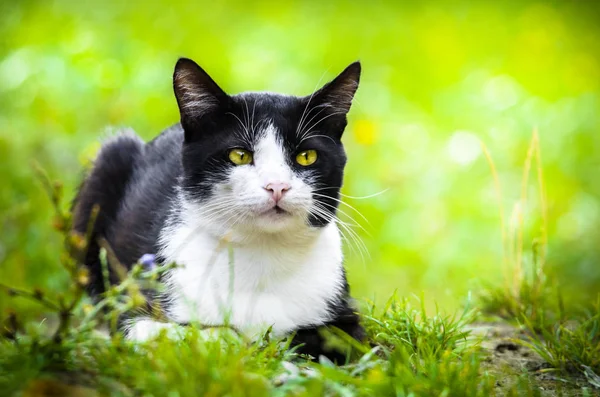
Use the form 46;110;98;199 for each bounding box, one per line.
72;57;365;362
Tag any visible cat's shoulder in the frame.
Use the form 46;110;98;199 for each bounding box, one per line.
95;124;184;174
95;128;145;160
98;124;183;154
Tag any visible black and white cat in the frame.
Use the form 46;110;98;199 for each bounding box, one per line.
73;58;364;361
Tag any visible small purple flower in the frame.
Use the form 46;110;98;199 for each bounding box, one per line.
139;253;156;270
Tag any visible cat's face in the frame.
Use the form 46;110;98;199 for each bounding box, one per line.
173;58;360;235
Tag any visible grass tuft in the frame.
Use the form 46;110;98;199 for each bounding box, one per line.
479;130;548;326
363;293;476;357
522;296;600;375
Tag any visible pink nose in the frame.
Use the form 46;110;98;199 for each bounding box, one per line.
265;182;291;203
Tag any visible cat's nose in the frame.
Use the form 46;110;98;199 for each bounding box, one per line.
264;182;291;203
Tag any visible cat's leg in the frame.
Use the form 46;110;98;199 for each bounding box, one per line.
123;317;186;342
290;303;366;364
122;317;239;343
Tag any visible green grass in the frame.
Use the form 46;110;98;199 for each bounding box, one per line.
5;259;594;396
522;299;600;376
0;272;495;397
363;293;475;358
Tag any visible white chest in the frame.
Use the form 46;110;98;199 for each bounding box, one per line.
158;222;345;336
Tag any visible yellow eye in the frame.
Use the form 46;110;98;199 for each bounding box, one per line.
228;149;253;165
296;150;318;166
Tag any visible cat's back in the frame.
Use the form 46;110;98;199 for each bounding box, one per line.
73;125;185;294
109;124;185;264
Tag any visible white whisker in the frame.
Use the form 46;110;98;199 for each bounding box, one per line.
340;188;390;200
309;203;369;262
296;70;329;137
311;193;371;227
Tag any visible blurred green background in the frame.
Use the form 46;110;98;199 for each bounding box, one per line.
1;0;599;313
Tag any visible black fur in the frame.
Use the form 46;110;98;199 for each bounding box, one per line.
72;58;364;361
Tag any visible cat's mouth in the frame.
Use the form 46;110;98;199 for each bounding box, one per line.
261;205;290;216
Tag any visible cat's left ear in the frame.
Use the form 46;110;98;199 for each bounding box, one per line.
313;61;361;114
305;62;361;137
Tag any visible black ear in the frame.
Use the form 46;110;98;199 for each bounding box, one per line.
314;61;361;114
301;62;361;139
173;58;228;139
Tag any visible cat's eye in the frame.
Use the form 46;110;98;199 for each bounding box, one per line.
296;150;318;166
228;149;253;165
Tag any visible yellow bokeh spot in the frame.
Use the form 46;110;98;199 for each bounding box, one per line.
353;119;377;146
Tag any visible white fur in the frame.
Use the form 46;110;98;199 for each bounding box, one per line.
126;123;345;342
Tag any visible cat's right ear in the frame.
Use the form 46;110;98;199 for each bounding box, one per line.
173;58;229;140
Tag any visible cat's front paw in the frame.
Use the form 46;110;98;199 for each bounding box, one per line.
124;318;185;342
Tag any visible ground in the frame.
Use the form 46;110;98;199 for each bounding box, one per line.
470;322;593;396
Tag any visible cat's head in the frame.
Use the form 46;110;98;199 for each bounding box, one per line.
173;58;360;236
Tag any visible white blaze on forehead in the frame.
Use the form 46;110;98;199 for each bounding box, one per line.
254;123;292;185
